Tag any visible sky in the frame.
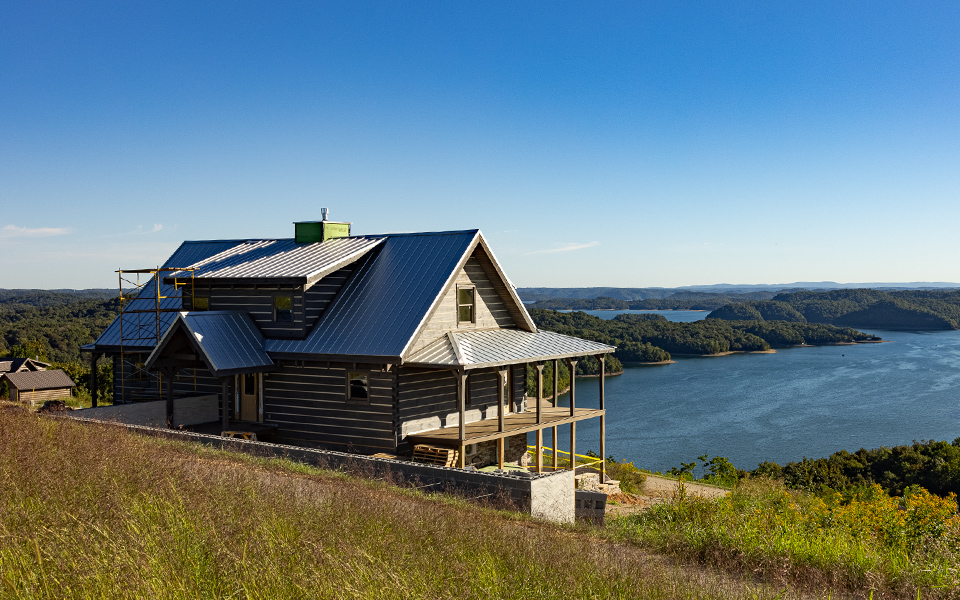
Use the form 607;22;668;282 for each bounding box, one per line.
2;1;959;289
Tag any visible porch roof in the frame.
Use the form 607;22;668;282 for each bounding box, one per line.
404;329;615;370
404;406;604;445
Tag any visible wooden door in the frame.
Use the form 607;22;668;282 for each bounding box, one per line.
240;373;260;422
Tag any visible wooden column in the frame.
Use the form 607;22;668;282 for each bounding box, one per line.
165;368;175;429
89;352;99;408
457;370;468;469
567;358;578;471
535;362;544;425
221;378;230;433
535;428;543;473
597;354;606;483
497;368;507;470
552;358;559;469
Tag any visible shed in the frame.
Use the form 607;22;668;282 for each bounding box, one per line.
4;369;76;406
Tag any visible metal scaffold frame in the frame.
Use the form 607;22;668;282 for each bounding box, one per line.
117;268;195;402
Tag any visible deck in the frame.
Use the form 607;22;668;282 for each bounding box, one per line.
404;406;604;445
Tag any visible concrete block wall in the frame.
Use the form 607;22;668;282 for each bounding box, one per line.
65;416;576;523
73;395;218;428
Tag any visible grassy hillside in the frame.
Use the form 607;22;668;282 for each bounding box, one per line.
1;405;809;600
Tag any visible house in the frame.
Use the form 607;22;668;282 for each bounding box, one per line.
2;369;76;406
0;357;52;374
82;217;614;471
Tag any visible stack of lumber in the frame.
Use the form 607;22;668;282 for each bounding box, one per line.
412;444;459;467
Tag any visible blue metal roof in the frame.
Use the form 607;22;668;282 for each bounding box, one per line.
145;311;274;377
91;240;251;349
267;230;480;360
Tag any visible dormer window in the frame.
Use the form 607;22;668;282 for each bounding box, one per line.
274;295;293;322
192;296;209;311
457;286;475;325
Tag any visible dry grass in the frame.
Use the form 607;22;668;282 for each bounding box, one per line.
0;404;824;599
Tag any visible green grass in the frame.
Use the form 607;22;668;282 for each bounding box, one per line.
0;404;809;599
606;478;960;599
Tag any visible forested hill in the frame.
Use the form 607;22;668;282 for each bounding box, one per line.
707;289;960;330
529;291;782;311
529;309;880;363
0;290;121;363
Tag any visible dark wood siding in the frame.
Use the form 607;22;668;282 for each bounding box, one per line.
263;362;396;452
186;284;304;339
110;351;221;404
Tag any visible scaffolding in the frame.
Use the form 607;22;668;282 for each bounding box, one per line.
116;268;195;402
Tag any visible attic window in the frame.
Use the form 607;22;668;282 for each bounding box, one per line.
274;296;293;322
346;371;369;402
457;286;475;324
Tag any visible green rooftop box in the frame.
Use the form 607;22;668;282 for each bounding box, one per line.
295;221;351;243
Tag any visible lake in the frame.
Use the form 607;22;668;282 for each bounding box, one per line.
541;310;960;474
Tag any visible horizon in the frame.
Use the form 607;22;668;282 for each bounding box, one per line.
2;3;958;288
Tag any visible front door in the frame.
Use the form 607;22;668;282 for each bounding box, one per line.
240;373;260;422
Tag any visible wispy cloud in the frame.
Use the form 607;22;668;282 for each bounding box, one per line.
101;223;166;238
529;241;600;254
0;225;70;239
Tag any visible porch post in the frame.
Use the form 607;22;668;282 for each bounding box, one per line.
552;358;559;469
597;354;606;483
567;358;578;471
165;368;175;429
89;352;100;408
221;378;230;432
535;362;544;425
457;370;468;469
536;428;543;473
497;367;507;470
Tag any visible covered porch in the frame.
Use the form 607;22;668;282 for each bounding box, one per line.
404;328;615;479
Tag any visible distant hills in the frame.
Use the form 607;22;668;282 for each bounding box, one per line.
518;283;960;302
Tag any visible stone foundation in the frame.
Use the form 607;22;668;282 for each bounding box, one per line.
463;433;528;467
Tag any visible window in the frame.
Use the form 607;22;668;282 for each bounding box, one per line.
457;286;475;324
346;371;369;402
274;296;293;322
192;296;210;310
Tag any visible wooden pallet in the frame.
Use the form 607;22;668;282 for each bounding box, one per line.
221;431;258;441
412;444;459;467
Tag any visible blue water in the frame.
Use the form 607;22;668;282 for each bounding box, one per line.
539;310;960;473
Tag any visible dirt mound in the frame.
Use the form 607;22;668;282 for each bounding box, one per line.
37;400;72;413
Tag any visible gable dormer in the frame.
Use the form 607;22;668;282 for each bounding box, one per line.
405;238;533;356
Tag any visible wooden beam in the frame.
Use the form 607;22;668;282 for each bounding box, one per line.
498;438;505;470
552;426;558;470
221;378;230;432
165;368;175;429
89;352;99;408
535;361;544;425
535;428;543;474
497;367;506;469
567;358;578;416
570;422;577;472
597;354;606;483
457;370;468;442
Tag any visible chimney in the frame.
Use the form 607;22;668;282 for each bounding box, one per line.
294;209;352;243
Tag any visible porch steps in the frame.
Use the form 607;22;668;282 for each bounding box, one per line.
412;444;459;467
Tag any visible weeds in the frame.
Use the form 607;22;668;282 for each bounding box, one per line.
0;406;799;599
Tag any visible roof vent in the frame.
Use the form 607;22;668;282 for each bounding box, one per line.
294;211;352;243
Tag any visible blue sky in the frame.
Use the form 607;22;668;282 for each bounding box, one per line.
2;2;958;289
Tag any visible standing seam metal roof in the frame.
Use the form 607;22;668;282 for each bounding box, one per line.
405;329;615;368
145;311;273;377
167;236;384;283
266;231;479;358
90;240;260;349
